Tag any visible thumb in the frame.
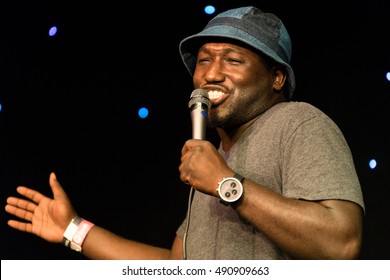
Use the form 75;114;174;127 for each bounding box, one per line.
49;172;70;201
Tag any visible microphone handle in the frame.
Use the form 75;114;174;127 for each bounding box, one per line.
190;102;208;140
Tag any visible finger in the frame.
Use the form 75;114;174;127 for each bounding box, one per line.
181;139;201;155
181;142;190;156
5;204;34;222
16;186;46;204
7;219;33;233
6;196;37;212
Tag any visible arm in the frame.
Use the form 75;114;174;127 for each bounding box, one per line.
80;227;183;260
233;179;363;259
179;139;363;259
5;172;183;260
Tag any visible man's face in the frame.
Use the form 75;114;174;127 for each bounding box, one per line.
193;42;283;129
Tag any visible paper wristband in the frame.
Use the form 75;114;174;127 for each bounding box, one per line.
62;216;95;252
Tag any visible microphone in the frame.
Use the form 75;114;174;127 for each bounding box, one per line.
188;88;211;140
183;88;211;260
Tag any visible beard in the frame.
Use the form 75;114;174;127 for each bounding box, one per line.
207;104;256;129
206;84;280;129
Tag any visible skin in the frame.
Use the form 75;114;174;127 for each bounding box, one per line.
5;42;363;260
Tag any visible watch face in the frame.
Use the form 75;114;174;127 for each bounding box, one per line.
218;177;243;203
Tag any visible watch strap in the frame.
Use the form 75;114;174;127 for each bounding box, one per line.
233;173;244;182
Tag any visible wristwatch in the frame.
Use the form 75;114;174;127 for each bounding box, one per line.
217;173;244;205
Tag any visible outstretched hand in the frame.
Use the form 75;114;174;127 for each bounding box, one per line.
5;172;77;243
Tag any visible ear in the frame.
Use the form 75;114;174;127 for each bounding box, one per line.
273;69;287;91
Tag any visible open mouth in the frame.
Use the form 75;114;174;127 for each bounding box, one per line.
207;90;227;104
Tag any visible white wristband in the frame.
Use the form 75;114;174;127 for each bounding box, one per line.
62;216;94;252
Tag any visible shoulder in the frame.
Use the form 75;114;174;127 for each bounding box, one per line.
259;101;344;140
261;101;334;127
270;101;328;120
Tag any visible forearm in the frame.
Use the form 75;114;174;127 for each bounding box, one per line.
234;180;363;259
80;226;172;260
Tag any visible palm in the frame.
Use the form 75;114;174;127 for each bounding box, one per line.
29;193;70;242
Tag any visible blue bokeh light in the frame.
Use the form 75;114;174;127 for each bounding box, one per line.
48;26;57;36
386;72;390;82
138;107;149;119
369;159;377;169
204;5;216;15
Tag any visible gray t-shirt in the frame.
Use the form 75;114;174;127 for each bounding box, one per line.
177;101;365;259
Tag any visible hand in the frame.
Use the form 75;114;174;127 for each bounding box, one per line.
5;172;77;243
179;139;233;196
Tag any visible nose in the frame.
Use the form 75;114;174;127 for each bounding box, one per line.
204;61;225;83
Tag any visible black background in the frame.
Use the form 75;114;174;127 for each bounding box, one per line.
1;0;389;259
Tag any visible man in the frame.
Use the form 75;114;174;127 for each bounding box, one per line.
5;6;364;259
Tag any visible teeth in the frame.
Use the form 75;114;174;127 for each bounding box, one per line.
207;90;224;101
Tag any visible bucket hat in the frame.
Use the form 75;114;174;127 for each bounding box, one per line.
179;6;296;99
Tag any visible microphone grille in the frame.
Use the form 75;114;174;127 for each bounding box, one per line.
188;89;211;109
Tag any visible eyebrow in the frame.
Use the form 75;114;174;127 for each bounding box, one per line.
199;45;246;55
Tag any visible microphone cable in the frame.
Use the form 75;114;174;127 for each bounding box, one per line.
182;186;195;260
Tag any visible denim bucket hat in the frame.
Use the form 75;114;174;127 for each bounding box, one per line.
179;6;296;99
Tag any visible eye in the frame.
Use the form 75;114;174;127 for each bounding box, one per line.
226;57;243;65
198;57;211;63
197;54;212;64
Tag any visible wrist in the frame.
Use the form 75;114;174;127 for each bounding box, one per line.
62;216;94;252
